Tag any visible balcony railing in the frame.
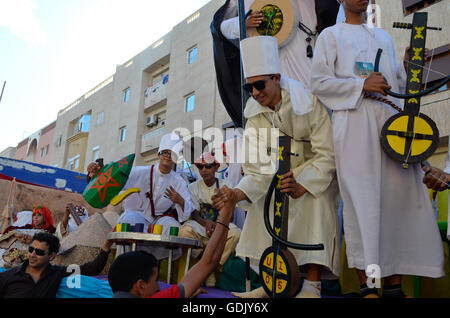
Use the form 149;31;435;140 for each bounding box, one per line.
144;75;168;111
141;127;166;154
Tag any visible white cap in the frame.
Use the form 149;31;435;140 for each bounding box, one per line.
158;132;183;158
240;36;281;79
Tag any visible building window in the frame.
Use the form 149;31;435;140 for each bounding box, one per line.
185;93;195;113
187;46;198;64
68;155;80;171
56;135;62;147
96;112;104;126
402;0;442;15
45;145;49;155
92;146;100;161
119;126;127;143
77;113;91;133
40;148;44;158
123;88;131;103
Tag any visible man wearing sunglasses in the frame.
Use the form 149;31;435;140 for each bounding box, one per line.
112;132;194;260
179;153;241;287
0;232;112;298
213;36;340;298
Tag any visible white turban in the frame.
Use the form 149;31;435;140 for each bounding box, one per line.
240;36;281;78
158;132;183;158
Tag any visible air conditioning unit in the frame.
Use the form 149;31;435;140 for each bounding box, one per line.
146;115;158;127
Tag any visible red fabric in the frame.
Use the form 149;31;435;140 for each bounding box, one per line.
32;205;55;231
149;285;181;298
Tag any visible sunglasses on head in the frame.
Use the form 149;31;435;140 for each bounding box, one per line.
243;75;275;94
28;246;47;256
196;163;216;170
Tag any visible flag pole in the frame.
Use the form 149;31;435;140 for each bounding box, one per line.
238;0;247;128
0;81;6;104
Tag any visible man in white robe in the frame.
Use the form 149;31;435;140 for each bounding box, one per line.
311;0;445;297
213;36;340;298
220;0;318;88
179;152;241;287
116;133;195;260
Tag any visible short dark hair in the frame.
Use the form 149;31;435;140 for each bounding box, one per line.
32;232;60;254
108;251;158;293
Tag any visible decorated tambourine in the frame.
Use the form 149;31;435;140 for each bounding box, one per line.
248;0;299;48
83;154;136;208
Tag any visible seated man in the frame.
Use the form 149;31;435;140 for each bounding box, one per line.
0;232;112;298
108;186;236;298
55;204;89;240
89;133;194;260
179;152;241;287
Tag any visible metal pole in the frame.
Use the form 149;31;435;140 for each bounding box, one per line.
0;81;6;104
238;0;247;128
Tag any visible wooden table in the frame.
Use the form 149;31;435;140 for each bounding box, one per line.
108;232;201;283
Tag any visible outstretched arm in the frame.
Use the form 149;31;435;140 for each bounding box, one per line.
180;186;236;298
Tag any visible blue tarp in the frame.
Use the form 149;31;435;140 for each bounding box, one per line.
0;157;87;194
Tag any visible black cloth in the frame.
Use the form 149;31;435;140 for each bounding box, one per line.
0;249;110;298
210;0;246;128
314;0;341;34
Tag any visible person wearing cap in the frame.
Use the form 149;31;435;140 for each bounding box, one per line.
89;133;195;260
179;152;241;287
213;36;340;298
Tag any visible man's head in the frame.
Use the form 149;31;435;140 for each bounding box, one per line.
158;149;176;172
240;36;282;108
340;0;369;14
244;74;281;107
28;233;60;269
157;133;183;172
108;251;159;298
195;152;220;185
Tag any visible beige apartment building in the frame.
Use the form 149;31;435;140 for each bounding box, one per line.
51;0;232;173
23;0;446;173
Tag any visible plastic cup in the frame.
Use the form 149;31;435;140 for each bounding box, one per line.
135;223;144;233
121;223;130;232
169;227;179;236
153;224;163;235
116;224;122;232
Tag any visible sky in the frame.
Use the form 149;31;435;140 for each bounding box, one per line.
0;0;211;152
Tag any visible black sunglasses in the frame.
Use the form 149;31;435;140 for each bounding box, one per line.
159;150;172;157
196;163;216;170
28;246;47;256
243;75;275;94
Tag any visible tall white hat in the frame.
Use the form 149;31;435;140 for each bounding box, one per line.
158;132;183;157
240;36;281;78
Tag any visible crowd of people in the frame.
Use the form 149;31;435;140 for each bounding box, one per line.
0;0;449;299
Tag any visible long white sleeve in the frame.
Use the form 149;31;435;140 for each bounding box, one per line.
220;16;240;39
310;28;365;111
